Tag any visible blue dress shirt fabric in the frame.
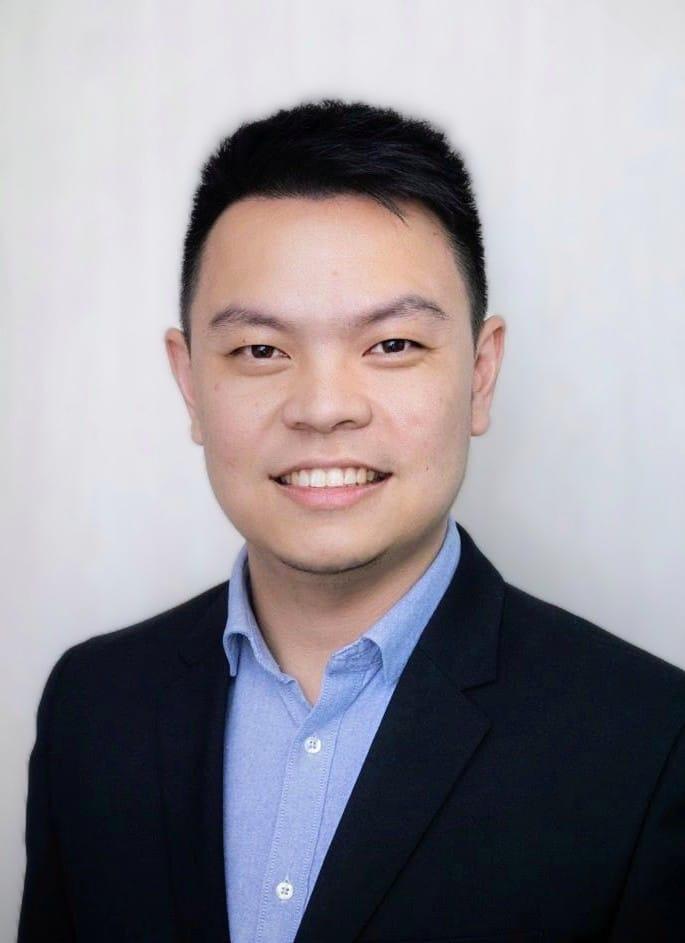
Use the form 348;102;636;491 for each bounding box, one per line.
222;516;461;943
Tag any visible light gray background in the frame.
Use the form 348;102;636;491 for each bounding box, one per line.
2;0;684;935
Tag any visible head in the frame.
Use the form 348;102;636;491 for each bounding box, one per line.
165;99;505;578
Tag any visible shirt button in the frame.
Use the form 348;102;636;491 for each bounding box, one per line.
276;879;294;900
304;736;322;754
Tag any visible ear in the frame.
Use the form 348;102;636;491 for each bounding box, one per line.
471;315;506;436
164;328;204;445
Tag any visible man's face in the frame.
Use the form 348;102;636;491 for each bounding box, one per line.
166;194;504;576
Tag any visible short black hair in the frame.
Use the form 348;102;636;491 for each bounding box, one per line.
180;98;487;350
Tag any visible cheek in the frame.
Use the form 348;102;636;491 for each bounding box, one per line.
390;379;469;460
200;385;265;470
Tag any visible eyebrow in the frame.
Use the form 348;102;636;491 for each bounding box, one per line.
205;293;450;336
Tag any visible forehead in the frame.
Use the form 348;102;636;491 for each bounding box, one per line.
193;193;469;328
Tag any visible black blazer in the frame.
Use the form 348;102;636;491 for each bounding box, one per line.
18;524;685;942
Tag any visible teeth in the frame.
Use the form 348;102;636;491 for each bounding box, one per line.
279;466;386;488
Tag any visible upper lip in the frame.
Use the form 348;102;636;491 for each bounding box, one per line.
271;459;391;479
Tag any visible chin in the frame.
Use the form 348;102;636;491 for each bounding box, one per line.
272;537;389;576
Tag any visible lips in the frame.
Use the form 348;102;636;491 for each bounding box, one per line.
272;470;392;509
271;460;389;480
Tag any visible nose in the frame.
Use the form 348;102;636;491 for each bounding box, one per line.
280;360;372;433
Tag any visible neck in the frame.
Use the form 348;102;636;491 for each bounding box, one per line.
243;517;450;704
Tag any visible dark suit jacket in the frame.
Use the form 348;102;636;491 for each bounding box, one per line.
18;524;685;942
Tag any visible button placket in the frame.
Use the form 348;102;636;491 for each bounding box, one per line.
253;659;374;943
254;679;339;943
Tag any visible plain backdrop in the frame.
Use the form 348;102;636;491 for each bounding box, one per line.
2;0;684;935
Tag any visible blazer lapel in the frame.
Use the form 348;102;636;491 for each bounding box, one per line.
156;588;232;943
294;523;504;943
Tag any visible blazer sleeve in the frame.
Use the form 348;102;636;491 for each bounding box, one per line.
608;717;685;941
17;648;77;943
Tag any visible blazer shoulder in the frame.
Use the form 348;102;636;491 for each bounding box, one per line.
56;579;229;674
501;580;685;708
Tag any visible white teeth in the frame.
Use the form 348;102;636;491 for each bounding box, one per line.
279;466;387;487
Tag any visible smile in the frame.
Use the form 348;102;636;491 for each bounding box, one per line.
272;472;392;510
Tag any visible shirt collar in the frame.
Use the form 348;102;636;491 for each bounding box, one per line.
222;517;461;687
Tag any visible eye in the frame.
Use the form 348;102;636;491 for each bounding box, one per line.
368;339;423;356
229;344;287;360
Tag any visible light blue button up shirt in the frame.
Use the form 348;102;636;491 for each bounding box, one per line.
222;516;461;943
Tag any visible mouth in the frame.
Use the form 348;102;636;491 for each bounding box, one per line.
271;470;392;487
270;471;393;509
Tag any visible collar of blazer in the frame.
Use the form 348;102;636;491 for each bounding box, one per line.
156;522;505;943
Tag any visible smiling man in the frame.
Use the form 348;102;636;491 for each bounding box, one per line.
167;189;492;710
19;100;685;942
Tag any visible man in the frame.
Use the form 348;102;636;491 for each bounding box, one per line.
18;99;685;942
